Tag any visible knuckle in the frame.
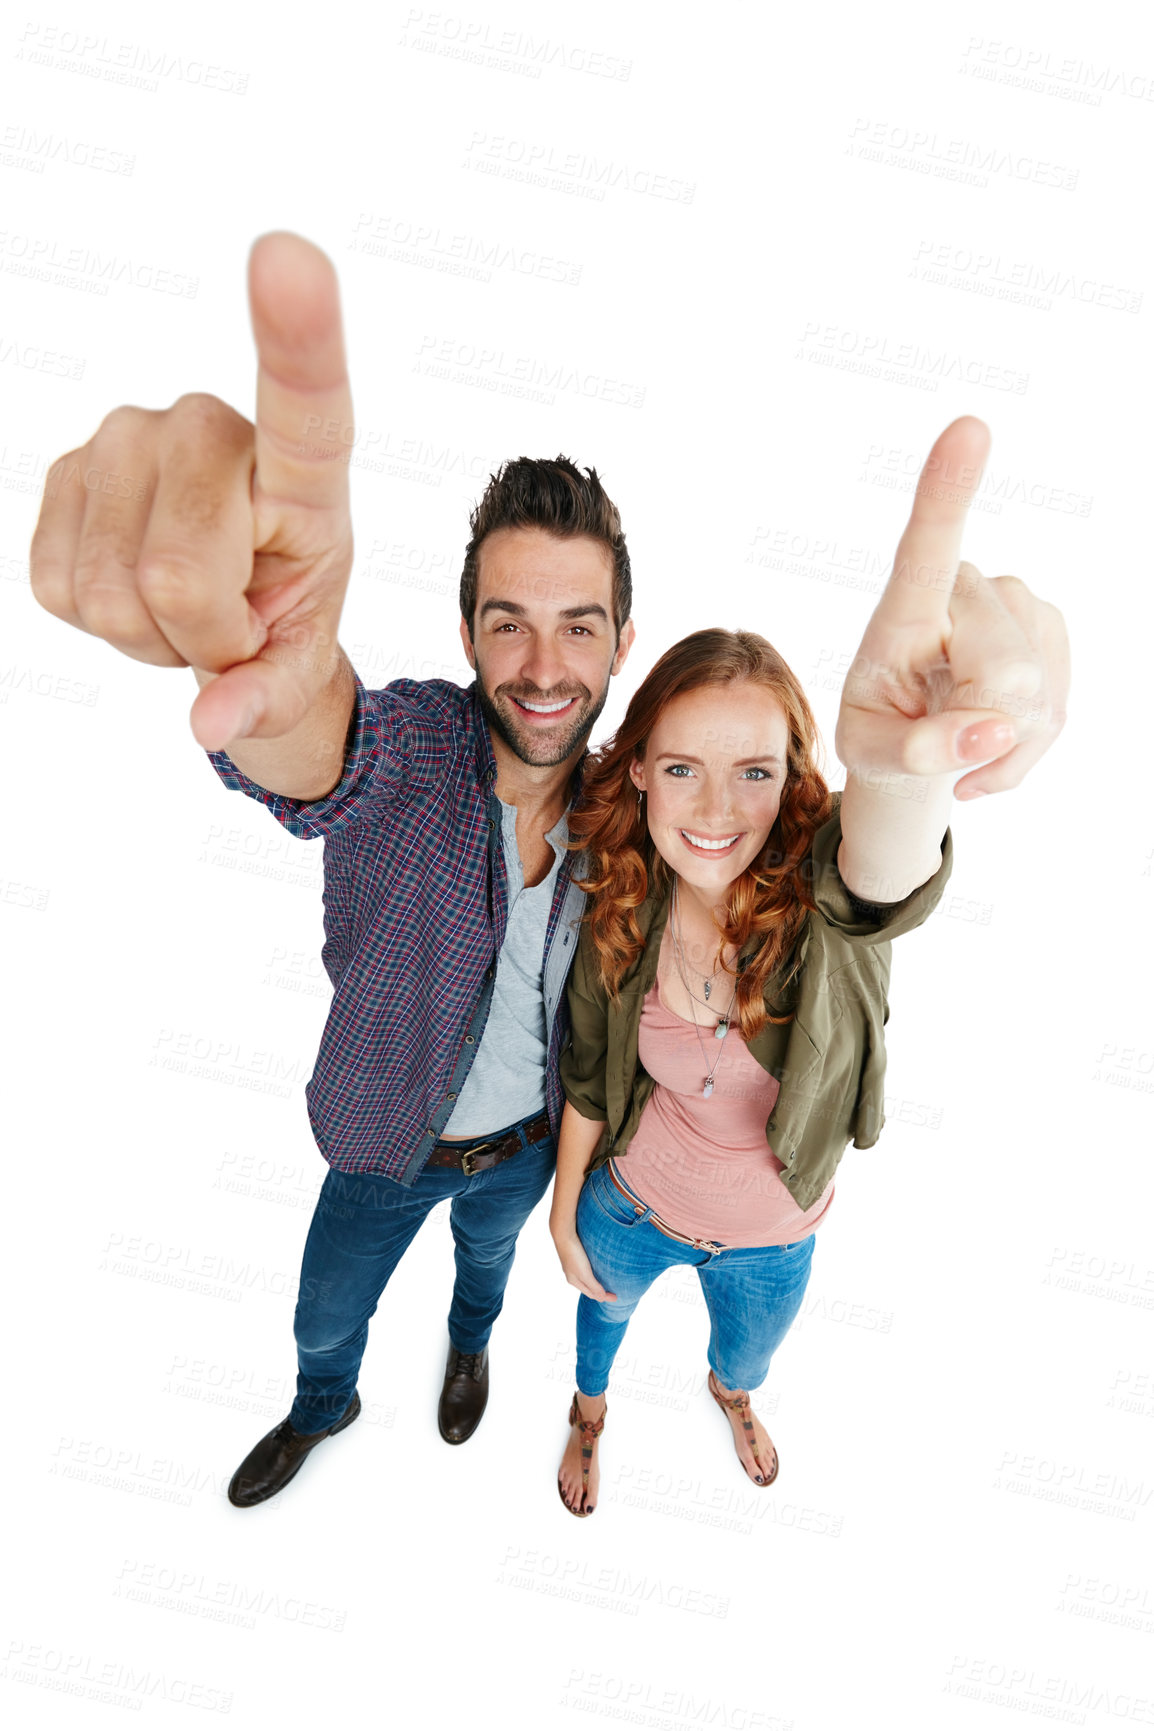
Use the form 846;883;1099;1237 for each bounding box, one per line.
73;535;137;593
43;447;86;492
136;554;206;618
172;390;226;419
169;392;248;445
100;404;153;439
74;584;149;645
29;563;72;618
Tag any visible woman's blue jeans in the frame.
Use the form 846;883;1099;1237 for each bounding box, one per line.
289;1124;555;1434
575;1160;816;1397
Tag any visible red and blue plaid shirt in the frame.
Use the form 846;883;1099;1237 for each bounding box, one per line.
206;675;586;1184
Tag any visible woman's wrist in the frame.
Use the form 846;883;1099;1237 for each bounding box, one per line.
549;1209;578;1243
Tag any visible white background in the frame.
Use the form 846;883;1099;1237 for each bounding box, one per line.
2;1;1152;1727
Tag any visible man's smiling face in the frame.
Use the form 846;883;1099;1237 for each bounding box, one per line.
460;526;634;769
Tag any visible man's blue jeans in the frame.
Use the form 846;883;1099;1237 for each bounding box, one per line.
575;1160;816;1397
289;1120;555;1434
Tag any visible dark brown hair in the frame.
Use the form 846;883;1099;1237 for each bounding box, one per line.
460;455;631;639
568;628;833;1038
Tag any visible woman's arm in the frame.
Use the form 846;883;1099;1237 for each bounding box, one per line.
549;1102;617;1302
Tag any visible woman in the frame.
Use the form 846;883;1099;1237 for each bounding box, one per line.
550;628;953;1516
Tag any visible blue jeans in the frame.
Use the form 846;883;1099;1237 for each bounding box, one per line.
574;1160;816;1397
289;1120;556;1433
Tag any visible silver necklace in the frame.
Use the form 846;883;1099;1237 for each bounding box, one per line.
670;880;738;1097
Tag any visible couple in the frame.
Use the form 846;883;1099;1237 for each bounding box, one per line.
29;234;1065;1517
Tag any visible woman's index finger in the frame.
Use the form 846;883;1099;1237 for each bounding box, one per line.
885;415;991;623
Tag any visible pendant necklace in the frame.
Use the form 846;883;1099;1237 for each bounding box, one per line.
670;879;738;1097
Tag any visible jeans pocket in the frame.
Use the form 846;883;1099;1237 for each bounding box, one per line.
586;1164;647;1230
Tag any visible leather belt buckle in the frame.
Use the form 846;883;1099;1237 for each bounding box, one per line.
459;1141;496;1177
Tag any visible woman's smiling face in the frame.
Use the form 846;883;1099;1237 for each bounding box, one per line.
629;681;790;902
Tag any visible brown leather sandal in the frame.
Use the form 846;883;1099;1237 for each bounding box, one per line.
558;1391;607;1517
708;1369;778;1487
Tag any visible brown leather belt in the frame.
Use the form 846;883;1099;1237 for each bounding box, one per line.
607;1160;727;1255
425;1110;552;1177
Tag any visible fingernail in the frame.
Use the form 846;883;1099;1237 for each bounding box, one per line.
956;722;1015;759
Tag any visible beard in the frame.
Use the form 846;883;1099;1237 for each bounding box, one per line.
474;671;612;768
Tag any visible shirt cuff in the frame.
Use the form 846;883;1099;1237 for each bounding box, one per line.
204;672;383;842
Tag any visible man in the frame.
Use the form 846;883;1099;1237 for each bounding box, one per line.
29;231;1068;1508
31;232;636;1507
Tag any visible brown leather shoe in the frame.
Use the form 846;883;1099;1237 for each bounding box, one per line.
227;1392;361;1508
438;1344;489;1444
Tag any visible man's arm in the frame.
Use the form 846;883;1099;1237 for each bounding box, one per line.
30;234;360;786
192;649;356;801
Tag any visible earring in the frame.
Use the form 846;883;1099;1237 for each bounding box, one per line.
636;788;644;809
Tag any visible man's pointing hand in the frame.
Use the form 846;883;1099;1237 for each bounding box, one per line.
30;232;356;753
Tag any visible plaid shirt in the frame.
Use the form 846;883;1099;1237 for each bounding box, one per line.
206;675;587;1184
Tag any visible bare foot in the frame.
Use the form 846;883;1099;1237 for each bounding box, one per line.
708;1370;778;1486
557;1391;606;1515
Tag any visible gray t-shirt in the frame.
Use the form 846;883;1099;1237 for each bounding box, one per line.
440;798;568;1137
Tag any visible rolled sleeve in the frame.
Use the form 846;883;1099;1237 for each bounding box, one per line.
204;673;411;841
808;795;954;944
560;927;610;1122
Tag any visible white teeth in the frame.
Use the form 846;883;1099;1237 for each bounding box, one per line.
682;831;741;851
518;697;573;713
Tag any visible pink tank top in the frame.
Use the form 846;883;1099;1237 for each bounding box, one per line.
614;980;835;1248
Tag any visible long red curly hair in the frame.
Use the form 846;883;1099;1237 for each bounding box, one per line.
569;628;833;1036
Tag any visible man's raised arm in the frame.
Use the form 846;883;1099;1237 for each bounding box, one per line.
30;231;359;801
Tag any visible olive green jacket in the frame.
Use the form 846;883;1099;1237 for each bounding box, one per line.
559;792;954;1211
